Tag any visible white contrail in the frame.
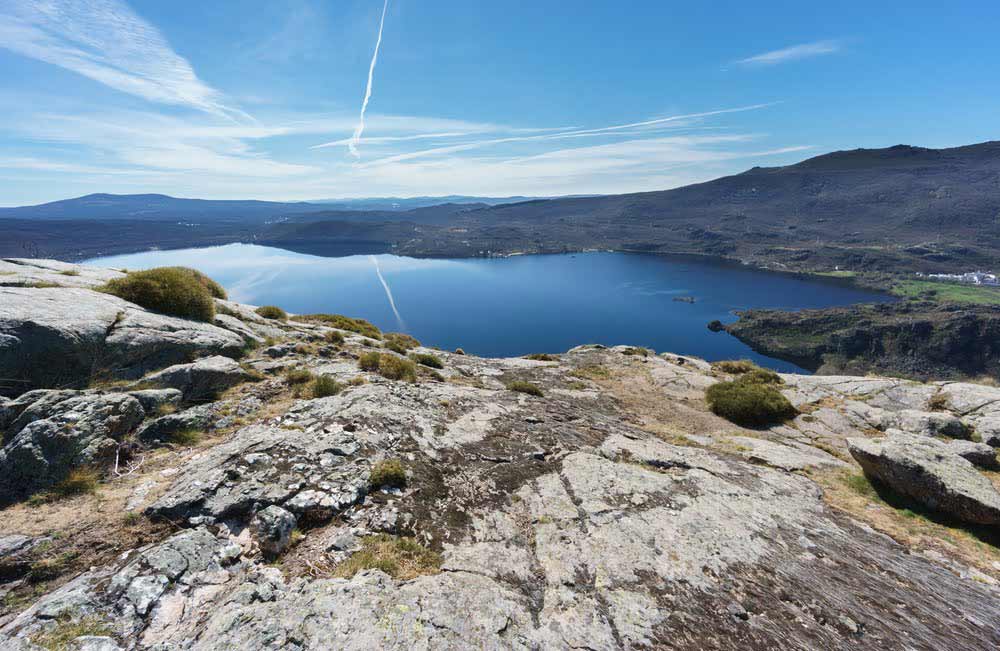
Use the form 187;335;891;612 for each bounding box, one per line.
370;255;404;329
349;0;389;159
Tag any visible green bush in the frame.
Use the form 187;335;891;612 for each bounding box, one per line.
358;352;417;381
711;359;759;375
358;351;382;371
174;267;227;299
99;267;216;321
255;305;288;320
369;459;407;489
507;381;544;397
411;353;443;369
524;353;557;361
384;333;420;354
299;314;381;339
311;375;343;398
705;377;797;427
325;330;345;345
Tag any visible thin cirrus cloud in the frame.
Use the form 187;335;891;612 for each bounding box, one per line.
0;0;249;120
735;40;841;66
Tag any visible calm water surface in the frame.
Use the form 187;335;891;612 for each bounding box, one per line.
87;244;891;372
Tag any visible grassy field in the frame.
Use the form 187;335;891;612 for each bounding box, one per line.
813;270;858;278
891;279;1000;305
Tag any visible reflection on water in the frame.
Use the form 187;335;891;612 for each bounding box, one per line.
87;244;891;372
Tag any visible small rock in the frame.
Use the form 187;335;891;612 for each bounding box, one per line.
251;505;297;556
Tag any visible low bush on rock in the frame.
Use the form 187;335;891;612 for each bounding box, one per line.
384;333;420;354
99;267;218;321
569;365;611;380
357;353;417;382
706;373;797;428
255;305;288;321
285;368;314;385
507;381;544;397
170;427;202;447
411;353;443;369
324;331;345;345
524;353;557;361
711;359;759;375
334;534;441;580
30;616;112;650
311;375;343;398
298;314;381;339
369;459;407;489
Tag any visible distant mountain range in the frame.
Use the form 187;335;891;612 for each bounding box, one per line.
2;141;999;272
0;193;584;221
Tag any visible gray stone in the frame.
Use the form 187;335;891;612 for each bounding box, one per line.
0;392;144;504
138;355;247;402
71;637;123;651
972;416;1000;447
0;287;244;396
251;505;297;556
849;431;1000;524
135;404;215;443
126;388;182;414
894;409;969;439
948;439;1000;470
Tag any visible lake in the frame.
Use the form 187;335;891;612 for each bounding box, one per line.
86;244;890;372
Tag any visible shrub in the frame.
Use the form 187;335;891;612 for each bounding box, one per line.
369;459;407;489
411;353;443;369
507;381;544;397
569;365;611;380
454;348;466;355
384;333;420;354
705;377;797;427
358;351;382;371
174;267;227;299
298;314;381;339
311;375;343;398
255;305;288;321
99;267;217;321
927;393;950;412
333;534;441;580
524;353;557;361
358;353;417;381
52;467;99;498
325;330;345;345
740;368;783;386
169;427;202;446
58;270;80;277
285;368;314;385
378;355;417;381
621;347;650;357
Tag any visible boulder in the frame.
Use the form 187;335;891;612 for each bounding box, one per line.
972;416;1000;447
948;439;1000;470
0;392;144;504
0;287;244;396
0;258;123;289
138;356;248;403
251;506;297;556
135;404;216;443
848;431;1000;525
126;388;183;415
894;409;969;439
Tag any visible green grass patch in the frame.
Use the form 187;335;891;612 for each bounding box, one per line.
569;365;611;380
28;467;101;505
507;380;544;397
255;305;288;320
334;534;441;580
410;353;443;369
31;616;113;650
324;330;345;345
357;352;417;381
891;279;1000;305
844;472;877;498
27;552;79;584
706;374;797;428
524;353;558;361
384;333;420;354
298;314;382;339
621;347;650;357
169;427;202;447
369;459;407;489
311;375;344;398
99;267;219;321
814;270;857;278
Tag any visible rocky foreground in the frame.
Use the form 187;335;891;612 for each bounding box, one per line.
2;258;1000;650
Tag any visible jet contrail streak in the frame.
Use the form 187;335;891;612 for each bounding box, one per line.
349;0;389;159
370;255;404;329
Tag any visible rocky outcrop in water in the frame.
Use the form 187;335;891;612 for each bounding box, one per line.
1;260;1000;650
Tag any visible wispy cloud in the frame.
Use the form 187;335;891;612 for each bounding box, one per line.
735;40;841;66
0;0;247;119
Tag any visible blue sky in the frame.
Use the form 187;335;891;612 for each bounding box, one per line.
0;0;997;206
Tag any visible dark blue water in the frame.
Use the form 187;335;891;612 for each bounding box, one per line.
86;245;890;372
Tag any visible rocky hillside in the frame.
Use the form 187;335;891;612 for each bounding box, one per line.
724;301;1000;381
2;259;1000;650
